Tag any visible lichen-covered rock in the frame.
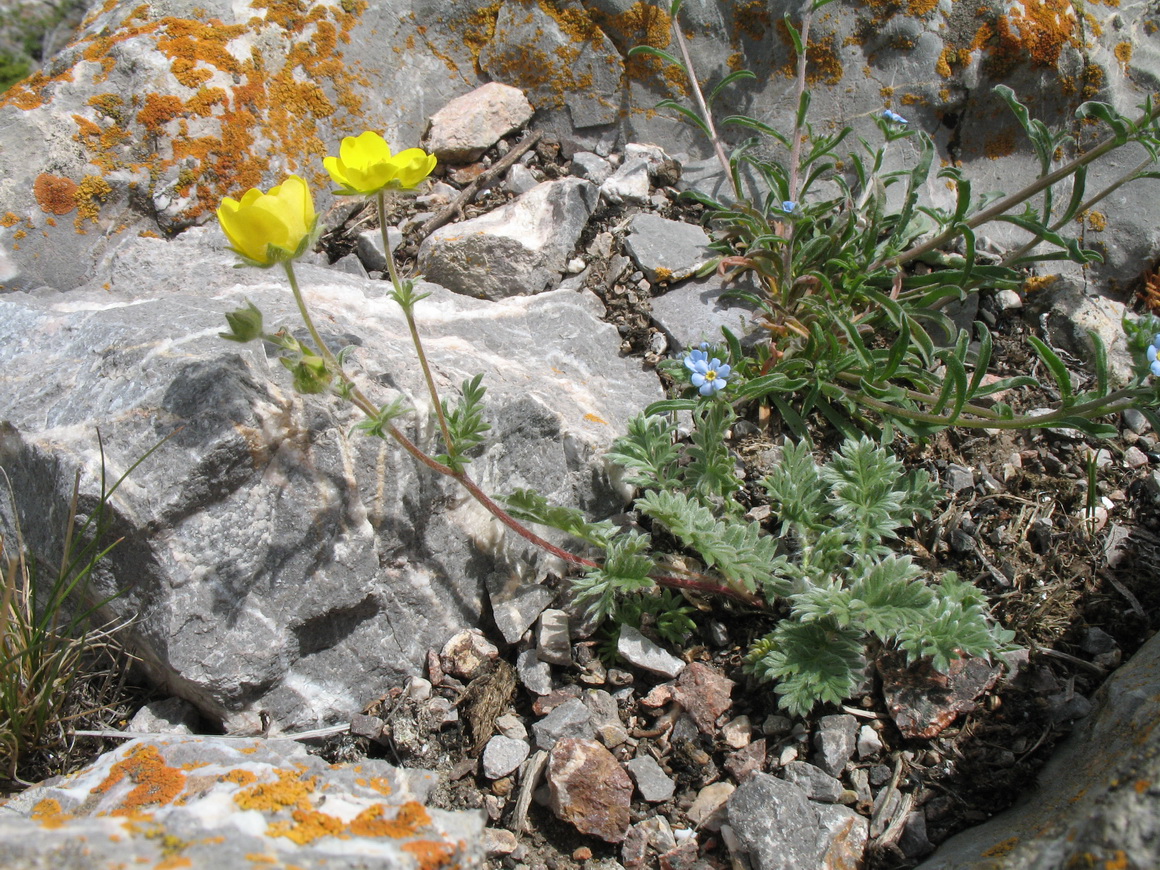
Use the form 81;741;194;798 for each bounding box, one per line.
0;736;483;869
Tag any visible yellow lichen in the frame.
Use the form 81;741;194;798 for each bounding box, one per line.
1086;210;1107;231
1024;274;1059;293
1114;41;1132;69
348;801;431;838
267;808;348;845
76;175;112;225
234;769;317;812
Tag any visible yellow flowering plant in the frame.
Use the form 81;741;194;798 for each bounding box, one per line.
323;131;438;196
216;133;756;634
216;175;318;268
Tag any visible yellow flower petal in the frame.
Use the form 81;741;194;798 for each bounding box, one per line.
216;174;316;266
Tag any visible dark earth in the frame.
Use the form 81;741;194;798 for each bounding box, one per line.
21;128;1160;870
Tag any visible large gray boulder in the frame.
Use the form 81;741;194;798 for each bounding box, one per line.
916;628;1160;869
0;228;661;733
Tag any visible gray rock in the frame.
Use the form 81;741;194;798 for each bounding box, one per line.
354;226;402;273
417;178;597;300
0;736;481;868
505;163;540;196
727;773;823;870
600;157;651;205
478;1;623;130
126;697;200;734
0;229;660;732
616;625;685;679
532;697;595;751
570;151;613;184
537;608;573;666
483;734;530;779
782;761;844;803
623;213;715;284
516;648;554;696
624;755;675;803
857;724;884;760
424;82;534;164
649;270;763;351
487;572;556;645
813;713;858;776
916;629;1160;870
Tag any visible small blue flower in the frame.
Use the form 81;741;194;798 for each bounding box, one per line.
882;109;909;125
687;354;732;396
781;200;797;213
1149;335;1160;376
685;348;709;373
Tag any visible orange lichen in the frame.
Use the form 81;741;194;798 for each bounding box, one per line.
777;20;843;85
984;128;1017;159
589;1;673;85
222;769;258;787
734;0;772;41
982;837;1020;857
1;213;19;227
355;776;394;796
1114;41;1132;69
267;808;349;845
1086;210;1107;231
93;744;187;815
33;174;79;215
403;840;459;870
981;0;1084;72
349;801;431;838
234;769;317;812
31;798;72;829
908;0;938;14
1024;274;1059;293
156;858;193;869
137;93;187;134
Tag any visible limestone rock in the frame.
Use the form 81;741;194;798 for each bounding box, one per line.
417;178;597;300
0;736;482;869
0;229;661;732
617;625;685;679
623;213;715;284
425;82;534;164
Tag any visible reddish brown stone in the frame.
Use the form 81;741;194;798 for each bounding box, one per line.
673;662;734;734
879;652;1003;738
548;738;633;843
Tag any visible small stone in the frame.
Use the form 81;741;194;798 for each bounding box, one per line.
813;714;858;776
570;151;612;184
505;163;540;195
532;698;595;750
532;685;582;716
722;715;752;749
1080;626;1118;656
573;846;593;861
857;724;884;759
441;628;499;680
548;738;633;842
641;683;675;707
622;824;649;868
945;464;975;492
495;713;528;740
406;677;432;701
425;82;534;163
607;668;634;687
725;739;767;782
483;735;531;779
639;816;678;853
782;761;843;803
348;713;386;743
600;157;651;204
762;714;793;737
625;755;676;803
686;781;734;831
658;840;701;870
491;776;513;796
538;609;573;666
484;827;519;856
126;697;198;734
880;652;1003;738
618;625;686;678
1124;445;1149;468
1123;407;1150;434
517;648;554;696
674;662;734;734
994;288;1023;310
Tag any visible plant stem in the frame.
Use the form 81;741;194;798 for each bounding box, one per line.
781;9;814;292
874;100;1160;273
284;261;340;369
377;190;453;454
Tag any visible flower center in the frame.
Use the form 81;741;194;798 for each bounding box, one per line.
705;369;718;381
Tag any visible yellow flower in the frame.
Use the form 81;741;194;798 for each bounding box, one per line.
324;131;437;195
217;175;317;267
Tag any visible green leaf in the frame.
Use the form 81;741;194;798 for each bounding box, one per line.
1026;335;1074;405
606;414;680;490
746;620;865;717
501;489;616;547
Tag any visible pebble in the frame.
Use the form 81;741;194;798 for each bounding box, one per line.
782;760;843;803
532;697;595;750
538;609;573;666
483;735;531;779
625;754;677;803
484;827;519;856
721;715;752;749
516;648;554;696
813;713;858;775
618;626;686;678
857;724;884;759
686;782;735;831
674;662;734;734
548;738;633;843
440;628;499;680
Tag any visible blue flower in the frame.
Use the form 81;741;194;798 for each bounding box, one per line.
781;200;797;213
1148;334;1160;376
686;353;732;396
882;109;908;125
